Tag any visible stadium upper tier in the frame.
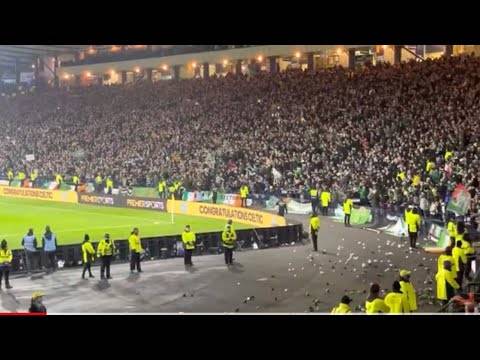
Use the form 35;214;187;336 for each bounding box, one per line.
0;54;479;215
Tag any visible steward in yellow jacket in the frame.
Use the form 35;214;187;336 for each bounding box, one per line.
128;228;143;273
399;269;417;312
0;239;13;289
97;233;115;279
222;225;236;265
310;214;320;252
320;190;331;216
384;281;410;314
436;260;459;304
365;284;390;314
182;225;196;266
331;296;352;314
81;234;95;279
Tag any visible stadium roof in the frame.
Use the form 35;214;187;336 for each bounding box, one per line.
0;45;110;73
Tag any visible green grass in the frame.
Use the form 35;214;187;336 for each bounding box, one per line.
0;197;251;249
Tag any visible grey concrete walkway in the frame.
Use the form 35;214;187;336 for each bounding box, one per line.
0;214;439;313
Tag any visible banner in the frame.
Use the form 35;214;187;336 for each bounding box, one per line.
329;205;372;225
78;193;166;212
167;200;287;228
25;154;35;161
126;197;166;211
132;187;160;198
182;191;212;202
0;186;78;203
427;223;449;248
447;183;471;215
79;194;117;206
379;218;408;237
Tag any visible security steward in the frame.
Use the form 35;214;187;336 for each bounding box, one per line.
399;269;417;312
240;184;249;208
30;170;38;187
343;196;354;227
105;177;114;195
81;234;95;279
168;183;176;200
0;239;13;290
365;283;390;314
331;295;352;314
55;173;63;186
309;185;319;214
72;175;80;192
181;225;196;266
222;224;236;266
7;169;13;185
407;208;421;248
158;178;167;199
384;281;410;313
320;189;331;216
436;260;460;306
95;174;103;193
97;233;115;280
128;228;143;273
310;213;320;252
18;170;26;184
452;240;467;286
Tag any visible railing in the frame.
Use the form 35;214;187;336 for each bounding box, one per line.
10;223;303;274
61;45;261;67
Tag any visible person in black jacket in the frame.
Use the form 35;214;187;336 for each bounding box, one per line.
277;199;288;217
29;292;47;313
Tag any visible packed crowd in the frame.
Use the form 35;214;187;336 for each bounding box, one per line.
1;54;480;215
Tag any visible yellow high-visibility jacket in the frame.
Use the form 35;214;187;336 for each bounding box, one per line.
407;213;421;233
436;268;459;301
437;254;457;275
0;249;13;263
384;291;410;313
97;239;115;257
310;217;320;232
158;181;166;192
331;303;351;314
222;230;237;248
365;298;390;314
399;280;417;312
81;241;95;263
320;191;331;207
447;221;457;239
182;231;196;250
343;199;353;215
128;234;143;253
452;246;467;271
240;185;249;198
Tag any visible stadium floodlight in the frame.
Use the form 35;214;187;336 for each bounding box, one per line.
295;51;301;59
162;64;168;71
257;55;263;62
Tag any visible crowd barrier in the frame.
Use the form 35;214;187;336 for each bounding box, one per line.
9;224;304;274
167;200;287;228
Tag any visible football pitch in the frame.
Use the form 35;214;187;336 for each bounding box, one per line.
0;196;251;249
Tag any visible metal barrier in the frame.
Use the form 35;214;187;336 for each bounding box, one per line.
10;223;303;274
